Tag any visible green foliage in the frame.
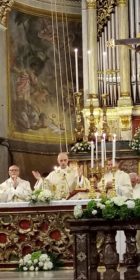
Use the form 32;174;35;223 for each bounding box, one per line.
102;204;118;219
74;197;140;221
31;251;42;261
130;127;140;152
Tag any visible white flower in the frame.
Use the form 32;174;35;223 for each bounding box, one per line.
96;202;105;209
29;266;34;271
44;261;53;270
92;209;97;215
125;200;135;209
31;194;36;200
111;196;126;206
23;254;31;264
39;254;50;262
39;261;44;267
74;205;83;218
27;260;32;266
33;259;38;264
23;266;28;271
37;189;52;202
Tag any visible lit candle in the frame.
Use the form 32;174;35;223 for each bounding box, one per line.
102;133;106;161
87;50;91;94
101;139;104;168
112;134;116;167
94;132;98;160
74;48;79;92
91;141;94;168
103;51;107;94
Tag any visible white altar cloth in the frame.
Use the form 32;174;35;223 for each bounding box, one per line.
0;199;90;208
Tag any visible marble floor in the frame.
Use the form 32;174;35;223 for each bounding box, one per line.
0;268;139;280
0;270;73;280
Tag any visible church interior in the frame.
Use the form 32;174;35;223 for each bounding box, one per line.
0;0;140;279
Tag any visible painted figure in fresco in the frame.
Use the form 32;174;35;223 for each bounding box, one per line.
32;152;90;200
0;165;32;202
9;11;82;141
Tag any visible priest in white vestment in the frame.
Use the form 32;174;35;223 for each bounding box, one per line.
129;172;140;199
0;165;32;202
102;159;132;198
32;152;90;200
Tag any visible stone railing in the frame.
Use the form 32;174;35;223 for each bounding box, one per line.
69;218;140;280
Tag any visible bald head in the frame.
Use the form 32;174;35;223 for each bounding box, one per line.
57;153;69;169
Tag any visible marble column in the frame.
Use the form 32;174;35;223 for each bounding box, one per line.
117;0;132;106
0;24;9;181
86;0;99;107
82;0;88;105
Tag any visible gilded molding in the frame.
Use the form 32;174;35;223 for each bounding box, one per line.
0;0;14;26
121;91;130;97
117;0;127;6
97;0;117;37
86;0;96;9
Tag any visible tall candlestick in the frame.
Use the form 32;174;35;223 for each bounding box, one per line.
112;134;116;167
101;139;104;168
103;133;106;161
74;48;79;92
91;141;94;168
94;132;98;160
103;51;107;94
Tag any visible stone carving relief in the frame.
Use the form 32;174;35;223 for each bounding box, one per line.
97;0;117;37
0;0;14;26
0;211;73;266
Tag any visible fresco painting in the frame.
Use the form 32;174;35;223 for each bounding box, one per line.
8;10;82;143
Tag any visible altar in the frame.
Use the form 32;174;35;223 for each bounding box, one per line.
0;200;88;270
0;199;131;271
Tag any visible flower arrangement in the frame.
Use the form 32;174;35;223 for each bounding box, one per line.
129;127;140;152
19;250;61;271
70;141;91;153
74;197;140;220
30;188;52;203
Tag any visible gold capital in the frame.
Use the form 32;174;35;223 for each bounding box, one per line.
86;0;96;9
117;0;128;6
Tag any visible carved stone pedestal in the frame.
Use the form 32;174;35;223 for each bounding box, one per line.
103;231;120;280
69;218;140;280
124;229;139;280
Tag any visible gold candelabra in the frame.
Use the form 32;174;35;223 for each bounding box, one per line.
88;167;97;199
74;91;84;142
88;94;97;141
101;93;110;140
107;167;116;197
100;167;106;197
